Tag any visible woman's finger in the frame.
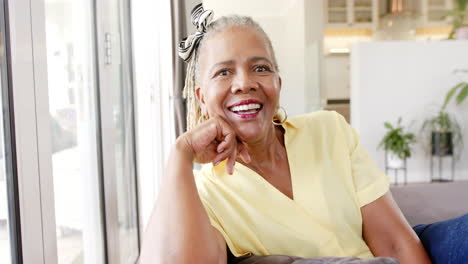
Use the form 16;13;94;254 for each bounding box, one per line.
207;116;241;173
212;126;236;165
237;141;251;164
211;139;237;171
212;148;232;166
216;139;229;153
226;141;237;175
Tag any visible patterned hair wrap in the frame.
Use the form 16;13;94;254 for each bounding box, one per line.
178;4;214;62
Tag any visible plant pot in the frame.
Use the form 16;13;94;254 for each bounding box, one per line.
386;152;405;169
456;27;468;40
431;131;453;156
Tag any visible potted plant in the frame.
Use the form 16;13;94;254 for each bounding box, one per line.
447;0;468;39
421;111;461;157
379;117;416;169
421;71;466;158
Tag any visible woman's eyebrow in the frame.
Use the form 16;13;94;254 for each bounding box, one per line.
208;57;273;75
248;56;273;66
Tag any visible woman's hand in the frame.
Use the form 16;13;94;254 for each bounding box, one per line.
140;117;235;264
181;117;251;174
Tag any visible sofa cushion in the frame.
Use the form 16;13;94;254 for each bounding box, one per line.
229;255;398;264
390;181;468;226
226;245;398;264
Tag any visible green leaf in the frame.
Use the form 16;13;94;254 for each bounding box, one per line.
457;0;468;10
405;134;415;141
443;83;464;109
384;122;393;130
456;83;468;105
380;118;415;159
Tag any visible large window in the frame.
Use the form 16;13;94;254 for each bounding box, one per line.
3;0;176;262
5;0;141;263
44;0;140;262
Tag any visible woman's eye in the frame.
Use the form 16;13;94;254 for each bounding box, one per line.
254;66;269;72
217;70;230;76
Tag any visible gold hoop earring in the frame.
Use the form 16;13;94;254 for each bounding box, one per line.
272;106;288;126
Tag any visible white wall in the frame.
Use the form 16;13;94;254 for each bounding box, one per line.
351;41;468;183
324;55;350;99
203;0;324;116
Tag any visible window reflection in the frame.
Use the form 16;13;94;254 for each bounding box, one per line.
45;1;105;263
110;1;140;261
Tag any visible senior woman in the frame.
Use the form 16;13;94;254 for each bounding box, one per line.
140;4;468;264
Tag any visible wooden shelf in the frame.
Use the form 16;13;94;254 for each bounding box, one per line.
428;5;447;11
428;0;445;5
324;28;373;36
329;7;347;11
354;7;372;11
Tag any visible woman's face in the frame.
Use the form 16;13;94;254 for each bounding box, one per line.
196;26;282;143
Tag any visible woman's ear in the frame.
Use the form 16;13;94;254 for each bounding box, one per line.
195;87;207;114
195;87;205;104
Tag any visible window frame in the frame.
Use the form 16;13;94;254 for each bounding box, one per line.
95;0;141;262
2;0;23;262
7;0;56;263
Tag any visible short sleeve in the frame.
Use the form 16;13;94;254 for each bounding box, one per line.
335;112;390;207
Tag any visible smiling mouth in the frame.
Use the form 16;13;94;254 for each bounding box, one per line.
228;103;263;114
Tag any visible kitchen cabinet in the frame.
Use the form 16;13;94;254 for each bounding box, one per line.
325;0;379;29
422;0;453;26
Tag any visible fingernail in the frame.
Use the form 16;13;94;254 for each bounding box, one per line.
214;160;220;166
218;147;224;153
241;152;251;163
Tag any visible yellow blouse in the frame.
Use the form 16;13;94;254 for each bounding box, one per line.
194;111;390;258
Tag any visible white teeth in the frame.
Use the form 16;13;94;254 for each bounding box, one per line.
229;103;261;112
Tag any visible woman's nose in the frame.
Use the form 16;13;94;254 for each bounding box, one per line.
231;71;258;94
